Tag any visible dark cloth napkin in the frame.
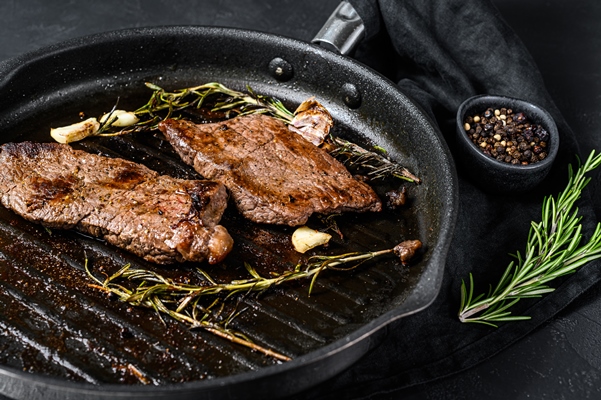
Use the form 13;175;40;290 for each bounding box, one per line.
294;0;601;398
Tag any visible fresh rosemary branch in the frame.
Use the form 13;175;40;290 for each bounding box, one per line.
458;151;601;327
86;241;418;360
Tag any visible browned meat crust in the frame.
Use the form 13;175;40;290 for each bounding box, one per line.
159;114;382;226
0;142;233;264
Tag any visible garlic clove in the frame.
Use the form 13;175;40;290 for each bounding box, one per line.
291;226;332;253
100;110;139;127
50;117;100;144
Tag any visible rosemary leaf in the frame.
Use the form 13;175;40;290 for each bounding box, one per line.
458;150;601;327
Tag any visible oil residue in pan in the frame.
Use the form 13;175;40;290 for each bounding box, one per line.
0;98;421;385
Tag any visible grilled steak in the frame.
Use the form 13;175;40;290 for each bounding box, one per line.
0;142;233;264
159;114;382;226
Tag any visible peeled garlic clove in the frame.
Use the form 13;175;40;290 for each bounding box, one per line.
50;117;100;144
292;226;332;253
100;110;139;127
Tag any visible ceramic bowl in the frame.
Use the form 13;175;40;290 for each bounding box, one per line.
455;94;559;193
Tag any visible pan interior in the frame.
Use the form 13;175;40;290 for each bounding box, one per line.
0;27;456;396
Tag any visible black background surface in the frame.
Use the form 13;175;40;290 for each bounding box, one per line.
0;1;600;399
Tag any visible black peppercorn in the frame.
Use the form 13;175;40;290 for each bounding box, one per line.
464;107;550;166
514;112;526;122
536;127;549;141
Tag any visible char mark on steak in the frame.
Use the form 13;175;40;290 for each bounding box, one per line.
0;142;233;264
158;114;382;226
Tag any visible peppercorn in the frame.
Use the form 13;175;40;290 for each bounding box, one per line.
536;127;549;141
514;112;526;122
463;106;550;166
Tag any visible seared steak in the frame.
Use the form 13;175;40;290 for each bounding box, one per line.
159;114;382;226
0;142;233;264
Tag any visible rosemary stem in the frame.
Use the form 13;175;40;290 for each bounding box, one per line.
458;303;490;322
323;249;393;268
141;295;292;361
202;325;291;362
179;248;394;301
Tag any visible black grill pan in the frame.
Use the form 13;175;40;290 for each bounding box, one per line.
0;26;457;399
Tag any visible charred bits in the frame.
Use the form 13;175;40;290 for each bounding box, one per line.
393;240;422;265
386;186;407;209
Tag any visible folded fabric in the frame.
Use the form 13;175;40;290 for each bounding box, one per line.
293;0;601;398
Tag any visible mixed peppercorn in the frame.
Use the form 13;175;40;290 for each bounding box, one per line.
463;107;548;165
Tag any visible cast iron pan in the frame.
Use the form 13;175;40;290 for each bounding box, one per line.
0;26;457;399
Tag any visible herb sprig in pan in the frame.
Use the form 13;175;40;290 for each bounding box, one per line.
458;151;601;326
87;241;419;361
51;82;420;184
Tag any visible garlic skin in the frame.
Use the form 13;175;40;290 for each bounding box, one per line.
50;117;100;144
100;110;139;127
288;97;333;146
292;226;332;253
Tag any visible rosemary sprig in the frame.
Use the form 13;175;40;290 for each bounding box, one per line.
86;242;414;360
329;137;421;183
85;260;291;362
95;82;293;137
89;82;419;184
458;151;601;327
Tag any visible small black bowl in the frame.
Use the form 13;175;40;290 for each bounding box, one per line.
455;94;559;193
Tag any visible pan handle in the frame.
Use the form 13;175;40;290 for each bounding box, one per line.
311;1;365;56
